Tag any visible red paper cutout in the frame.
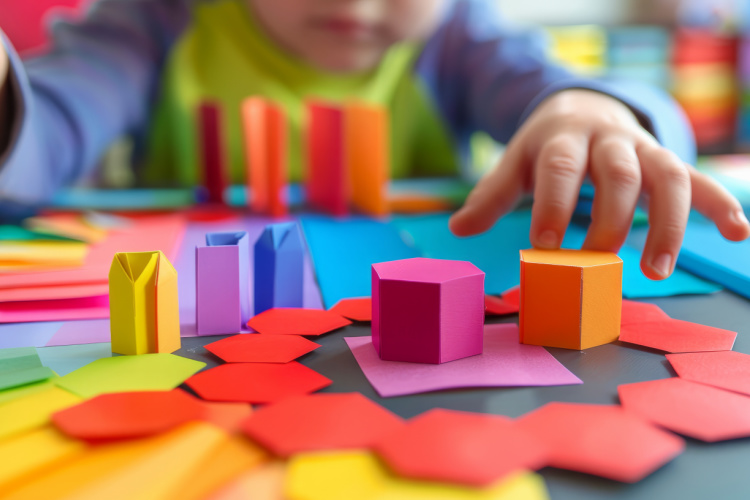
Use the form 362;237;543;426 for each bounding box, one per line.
185;362;332;404
174;388;253;433
247;308;352;336
329;298;372;322
516;402;683;482
374;408;548;487
51;391;204;441
205;334;320;363
243;392;404;457
484;295;519;316
619;318;736;353
620;300;670;326
619;377;750;442
501;286;520;307
667;351;750;397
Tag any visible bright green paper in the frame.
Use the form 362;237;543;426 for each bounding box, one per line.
0;366;55;391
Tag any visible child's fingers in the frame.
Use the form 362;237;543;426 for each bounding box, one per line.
637;145;692;280
448;141;526;237
688;167;750;241
529;133;589;249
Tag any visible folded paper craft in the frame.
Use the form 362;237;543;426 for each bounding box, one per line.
520;249;623;350
109;251;180;355
346;101;389;216
198;101;228;204
306;101;348;216
196;232;251;336
254;223;304;315
372;257;485;364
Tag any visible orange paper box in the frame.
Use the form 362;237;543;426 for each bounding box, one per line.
345;101;389;216
519;249;622;350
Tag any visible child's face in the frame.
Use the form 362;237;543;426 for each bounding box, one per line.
248;0;447;73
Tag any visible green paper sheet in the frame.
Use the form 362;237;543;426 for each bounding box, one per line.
0;347;43;373
0;225;78;242
0;366;55;391
0;377;58;406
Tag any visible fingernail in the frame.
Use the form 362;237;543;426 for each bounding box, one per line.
651;253;673;278
536;230;560;249
733;209;750;227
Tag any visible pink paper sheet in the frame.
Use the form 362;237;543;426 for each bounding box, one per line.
345;323;582;397
0;295;109;323
45;319;111;346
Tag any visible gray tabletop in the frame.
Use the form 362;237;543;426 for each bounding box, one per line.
176;288;750;500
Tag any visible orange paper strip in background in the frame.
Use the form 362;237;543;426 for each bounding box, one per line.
345;101;389;216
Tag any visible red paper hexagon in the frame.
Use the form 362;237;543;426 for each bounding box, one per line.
329;298;372;322
619;377;750;442
51;390;204;441
247;308;352;336
205;334;320;363
173;388;253;433
373;408;548;487
516;402;684;482
667;351;750;396
501;286;520;307
185;362;332;404
243;392;404;457
484;295;519;316
621;300;669;326
619;318;736;353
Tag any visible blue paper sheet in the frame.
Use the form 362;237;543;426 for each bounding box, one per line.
0;322;62;349
36;343;112;376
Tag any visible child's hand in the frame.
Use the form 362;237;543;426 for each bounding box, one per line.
449;89;750;280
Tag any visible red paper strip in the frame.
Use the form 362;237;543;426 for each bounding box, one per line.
328;297;372;322
667;351;750;397
484;295;519;316
620;300;670;326
306;101;348;216
205;334;320;364
619;318;736;353
198;101;228;204
247;308;352;336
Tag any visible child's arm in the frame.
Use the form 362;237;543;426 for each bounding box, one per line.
0;0;191;205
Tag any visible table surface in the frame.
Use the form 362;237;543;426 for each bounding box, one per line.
174;288;750;500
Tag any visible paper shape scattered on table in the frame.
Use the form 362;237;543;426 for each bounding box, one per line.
0;295;109;324
667;351;750;396
205;334;320;363
620;299;670;326
36;343;112;377
0;387;82;442
520;249;623;350
374;408;547;487
185;362;331;404
56;353;205;398
243;392;404;458
0;224;78;242
0;346;54;391
242;97;288;217
307;101;348;216
109;251;180;355
346;101;389;216
372;258;485;364
484;295;519;316
0;240;88;267
0;322;63;350
198;101;229;204
329;297;372;322
618;318;737;353
516;402;684;482
247;308;351;336
209;462;287;500
0;378;58;407
196;231;251;335
618;377;750;442
25;213;107;243
345;323;582;398
254;223;305;315
51;391;205;441
45;319;110;347
190;398;253;434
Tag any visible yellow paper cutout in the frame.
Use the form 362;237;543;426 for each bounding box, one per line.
0;387;81;442
0;242;88;266
0;378;57;406
208;461;287;500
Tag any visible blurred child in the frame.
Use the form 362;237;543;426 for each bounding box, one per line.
0;0;748;279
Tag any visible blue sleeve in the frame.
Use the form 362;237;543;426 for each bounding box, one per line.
0;0;191;205
416;0;696;165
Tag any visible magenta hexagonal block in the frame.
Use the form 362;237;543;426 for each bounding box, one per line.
372;258;485;364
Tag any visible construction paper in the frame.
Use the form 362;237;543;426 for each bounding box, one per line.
209;462;286;500
516;402;684;482
186;362;332;404
667;351;750;396
36;343;112;377
619;318;737;353
0;224;78;242
678;220;750;299
0;387;82;441
0;378;59;406
243;393;404;458
0;295;109;324
243;97;287;217
52;187;196;210
0;322;62;349
56;353;205;398
346;102;389;216
299;215;420;307
520;249;622;350
345;324;582;398
0;366;55;391
307;101;348;216
0;346;43;371
372;258;485;364
0;422;226;500
198;101;229;204
374;408;547;487
619;378;750;442
45;319;110;346
248;308;352;336
52;391;205;441
205;334;320;363
109;251;180;355
285;451;549;500
196;231;251;335
620;299;670;326
0;426;87;494
196;400;254;434
25;214;107;243
502;286;520;307
255;223;305;315
484;295;519;316
329;297;372;322
0;241;88;266
0;283;109;303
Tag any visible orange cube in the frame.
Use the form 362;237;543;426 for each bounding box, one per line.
519;249;623;350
